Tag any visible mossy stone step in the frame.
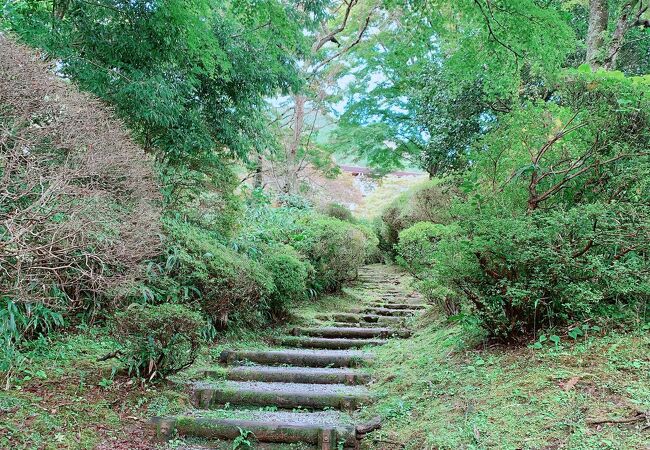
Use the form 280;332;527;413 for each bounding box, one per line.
291;326;411;339
367;302;427;310
190;381;372;410
206;365;370;385
277;336;387;349
316;313;406;324
358;307;419;317
219;349;373;368
325;321;393;329
151;410;357;448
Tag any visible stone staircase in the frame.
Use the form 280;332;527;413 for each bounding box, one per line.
151;264;425;449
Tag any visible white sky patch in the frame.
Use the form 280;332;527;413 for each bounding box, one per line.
383;140;398;150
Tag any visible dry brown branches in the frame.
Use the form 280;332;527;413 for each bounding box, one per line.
0;35;161;312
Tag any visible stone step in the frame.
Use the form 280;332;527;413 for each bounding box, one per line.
277;336;387;349
219;349;373;368
317;313;406;324
292;326;411;339
327;321;391;328
190;381;372;410
151;410;357;448
358;307;419;317
368;302;427;310
206;365;370;385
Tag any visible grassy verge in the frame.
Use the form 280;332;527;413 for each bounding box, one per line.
360;312;650;450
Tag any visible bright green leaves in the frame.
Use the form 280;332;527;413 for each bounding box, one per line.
427;0;576;98
3;0;319;205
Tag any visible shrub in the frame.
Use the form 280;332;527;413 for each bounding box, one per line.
413;278;460;317
429;71;650;341
233;194;312;258
380;179;458;253
262;246;310;316
150;219;275;328
113;303;203;380
0;37;161;316
432;205;650;341
293;217;367;292
396;222;456;275
357;223;382;263
322;203;355;222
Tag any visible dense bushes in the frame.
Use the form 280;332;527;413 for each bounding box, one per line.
358;223;382;264
143;198;376;331
322;202;355;222
113;304;203;379
153;220;275;328
396;222;455;275
385;70;650;342
0;37;161;316
380;180;457;252
0;37;161;381
293;217;371;292
263;247;310;316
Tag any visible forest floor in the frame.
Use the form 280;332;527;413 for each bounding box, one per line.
1;266;648;450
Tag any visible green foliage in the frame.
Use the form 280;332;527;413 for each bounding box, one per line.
233;192;312;259
153;219;275;328
322;202;355;222
329;0;576;175
292;217;368;292
396;222;456;275
113;303;203;380
262;246;310;316
3;0;317;204
380;180;457;254
394;70;650;341
357;222;382;264
0;299;65;383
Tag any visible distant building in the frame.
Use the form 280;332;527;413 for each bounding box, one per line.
339;165;421;178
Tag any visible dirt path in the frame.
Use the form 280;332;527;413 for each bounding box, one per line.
151;264;425;450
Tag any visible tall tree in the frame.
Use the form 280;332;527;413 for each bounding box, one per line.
328;0;576;175
261;0;379;194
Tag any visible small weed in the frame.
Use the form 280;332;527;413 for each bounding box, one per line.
232;427;253;449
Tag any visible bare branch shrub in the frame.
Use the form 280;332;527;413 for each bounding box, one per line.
0;35;161;314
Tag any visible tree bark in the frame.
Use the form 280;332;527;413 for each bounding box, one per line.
603;0;645;70
283;94;306;193
253;152;264;189
586;0;609;69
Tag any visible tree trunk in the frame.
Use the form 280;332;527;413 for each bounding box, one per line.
603;0;642;70
283;94;306;193
586;0;609;69
253;152;264;189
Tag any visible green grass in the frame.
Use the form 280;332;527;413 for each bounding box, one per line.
360;314;650;450
0;327;185;449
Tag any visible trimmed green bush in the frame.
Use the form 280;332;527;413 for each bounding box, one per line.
293;217;367;292
357;223;381;263
322;203;355;222
380;180;458;253
113;303;203;380
151;219;275;328
263;246;310;316
396;222;457;275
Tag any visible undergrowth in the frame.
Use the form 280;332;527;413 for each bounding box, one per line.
361;314;650;450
